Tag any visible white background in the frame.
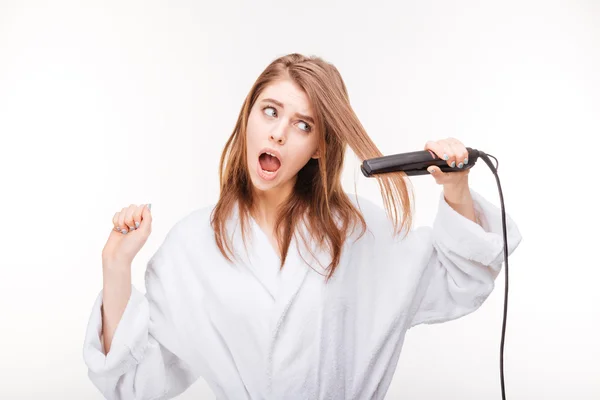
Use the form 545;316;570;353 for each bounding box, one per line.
1;0;598;399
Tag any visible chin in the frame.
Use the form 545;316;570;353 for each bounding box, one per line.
250;179;276;193
248;163;280;192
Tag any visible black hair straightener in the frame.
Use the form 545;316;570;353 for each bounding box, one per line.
360;147;482;177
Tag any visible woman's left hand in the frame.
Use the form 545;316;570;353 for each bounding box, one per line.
424;137;470;188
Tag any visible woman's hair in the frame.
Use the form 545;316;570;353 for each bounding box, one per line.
210;53;414;282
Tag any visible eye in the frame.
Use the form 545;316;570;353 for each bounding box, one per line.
262;105;312;133
298;121;312;133
262;106;277;118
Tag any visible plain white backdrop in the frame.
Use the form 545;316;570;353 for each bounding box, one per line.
1;0;598;399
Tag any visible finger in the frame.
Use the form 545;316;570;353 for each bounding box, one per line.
112;212;121;232
131;205;144;231
427;165;445;180
459;145;469;167
446;141;464;169
117;207;130;234
456;144;468;168
438;139;456;168
424;141;449;161
448;138;469;168
139;204;152;233
124;204;138;232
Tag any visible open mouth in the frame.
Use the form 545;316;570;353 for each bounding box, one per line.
258;151;281;176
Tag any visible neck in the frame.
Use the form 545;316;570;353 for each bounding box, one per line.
251;177;296;229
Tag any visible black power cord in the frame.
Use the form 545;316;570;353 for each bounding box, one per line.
478;151;509;400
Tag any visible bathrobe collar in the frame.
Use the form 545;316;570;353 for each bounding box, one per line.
226;202;330;341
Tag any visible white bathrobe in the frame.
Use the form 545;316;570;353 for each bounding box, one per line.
83;188;522;399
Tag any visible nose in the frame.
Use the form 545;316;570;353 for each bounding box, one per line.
270;129;286;145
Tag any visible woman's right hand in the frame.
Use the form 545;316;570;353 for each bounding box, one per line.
102;203;152;266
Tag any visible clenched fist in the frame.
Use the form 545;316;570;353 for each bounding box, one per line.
102;203;152;266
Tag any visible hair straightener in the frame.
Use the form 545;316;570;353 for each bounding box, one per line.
360;147;482;177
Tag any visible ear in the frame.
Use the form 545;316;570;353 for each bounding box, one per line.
311;150;320;159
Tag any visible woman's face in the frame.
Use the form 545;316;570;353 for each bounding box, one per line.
246;78;320;194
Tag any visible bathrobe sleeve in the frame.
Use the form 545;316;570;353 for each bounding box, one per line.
82;226;199;399
409;188;522;328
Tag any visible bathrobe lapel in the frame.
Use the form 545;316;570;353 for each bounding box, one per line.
250;216;310;338
230;203;311;338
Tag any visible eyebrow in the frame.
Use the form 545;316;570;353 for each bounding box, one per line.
260;98;315;125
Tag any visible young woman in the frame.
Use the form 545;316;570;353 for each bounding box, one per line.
83;53;522;399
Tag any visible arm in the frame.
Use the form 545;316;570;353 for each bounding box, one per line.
408;188;522;328
442;183;478;224
101;261;132;354
83;228;200;399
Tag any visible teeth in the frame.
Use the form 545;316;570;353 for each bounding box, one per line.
265;152;278;159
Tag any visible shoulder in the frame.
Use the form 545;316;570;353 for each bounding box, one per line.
173;203;216;234
344;191;431;246
345;192;396;234
156;203;217;256
346;192;386;220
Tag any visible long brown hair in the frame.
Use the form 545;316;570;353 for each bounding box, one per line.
210;53;414;282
